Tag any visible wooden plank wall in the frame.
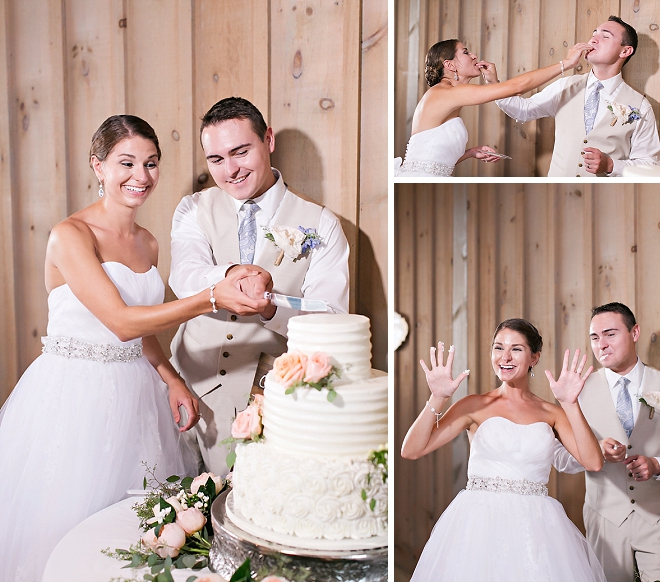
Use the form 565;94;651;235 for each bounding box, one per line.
0;1;388;404
394;183;660;575
394;0;660;177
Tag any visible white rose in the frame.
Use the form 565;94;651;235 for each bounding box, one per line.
314;497;342;522
304;474;327;496
284;494;314;518
261;488;285;515
341;500;366;520
642;391;660;409
294;516;324;539
324;519;352;540
328;472;355;497
270;226;305;259
351;517;377;538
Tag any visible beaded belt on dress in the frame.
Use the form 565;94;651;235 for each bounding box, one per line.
467;476;548;497
400;159;454;177
42;336;143;363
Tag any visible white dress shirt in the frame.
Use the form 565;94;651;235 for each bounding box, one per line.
169;169;349;336
496;72;660;176
553;358;660;478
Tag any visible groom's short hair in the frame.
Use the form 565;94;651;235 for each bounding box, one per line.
591;302;637;331
608;15;637;66
200;97;268;143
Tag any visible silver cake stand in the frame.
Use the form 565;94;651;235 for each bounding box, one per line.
209;490;387;581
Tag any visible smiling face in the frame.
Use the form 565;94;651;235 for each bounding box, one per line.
491;328;540;384
202;118;276;201
92;136;159;207
586;20;633;66
447;42;481;80
589;311;639;374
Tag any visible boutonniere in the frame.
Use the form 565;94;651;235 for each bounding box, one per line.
263;225;322;266
606;101;641;127
639;391;660;419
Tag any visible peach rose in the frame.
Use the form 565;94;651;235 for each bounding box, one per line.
142;523;186;558
176;507;207;535
194;575;227;582
230;406;263;439
271;351;307;388
262;577;291;582
251;393;264;414
303;352;332;383
190;472;223;495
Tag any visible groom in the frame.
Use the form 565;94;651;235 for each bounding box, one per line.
554;302;660;582
168;97;350;475
496;16;660;177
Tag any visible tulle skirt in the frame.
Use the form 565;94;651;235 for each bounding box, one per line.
410;488;606;582
0;353;196;582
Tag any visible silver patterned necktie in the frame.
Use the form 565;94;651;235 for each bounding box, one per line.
584;81;604;135
238;200;260;264
615;377;634;438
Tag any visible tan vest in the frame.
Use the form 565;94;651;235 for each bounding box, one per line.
170;186;323;470
549;75;644;177
580;366;660;526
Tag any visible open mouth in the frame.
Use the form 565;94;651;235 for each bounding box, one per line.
125;185;147;194
229;173;249;185
500;365;515;371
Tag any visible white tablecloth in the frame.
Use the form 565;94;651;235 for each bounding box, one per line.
43;496;213;582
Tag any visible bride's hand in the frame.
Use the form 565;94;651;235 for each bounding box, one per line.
562;43;592;70
469;146;502;163
420;342;470;399
545;349;593;404
476;61;498;84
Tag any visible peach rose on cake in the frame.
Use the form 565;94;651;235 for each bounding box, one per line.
230;405;263;439
303;352;332;383
271;351;307;388
262;577;292;582
251;393;264;414
192;574;227;582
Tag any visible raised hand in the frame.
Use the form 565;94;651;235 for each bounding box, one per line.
419;342;470;399
563;43;592;70
545;349;593;404
476;61;498;84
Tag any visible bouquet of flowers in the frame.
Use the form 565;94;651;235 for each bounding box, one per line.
104;464;228;580
271;350;341;402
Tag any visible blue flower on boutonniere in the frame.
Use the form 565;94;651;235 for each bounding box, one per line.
264;225;323;266
606;101;641;126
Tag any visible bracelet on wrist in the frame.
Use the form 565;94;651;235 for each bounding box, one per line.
209;284;218;314
559;60;565;76
426;400;444;428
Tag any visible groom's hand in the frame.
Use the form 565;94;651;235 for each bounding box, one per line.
225;264;277;319
211;265;272;316
582;148;613;174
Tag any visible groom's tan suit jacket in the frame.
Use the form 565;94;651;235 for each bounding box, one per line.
170;186;323;474
580;366;660;527
549;75;644;177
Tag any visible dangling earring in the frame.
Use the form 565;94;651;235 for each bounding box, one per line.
98;181;104;198
453;71;459;81
530;367;535;378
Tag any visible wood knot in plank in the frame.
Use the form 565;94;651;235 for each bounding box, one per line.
319;98;335;111
292;50;303;78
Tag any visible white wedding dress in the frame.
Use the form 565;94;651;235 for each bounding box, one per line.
393;117;468;177
411;417;606;582
0;262;195;582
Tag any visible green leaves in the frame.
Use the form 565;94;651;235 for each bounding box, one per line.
226;450;237;469
229;559;252;582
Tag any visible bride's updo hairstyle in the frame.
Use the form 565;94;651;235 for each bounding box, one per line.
492;318;543;372
425;39;459;87
89;115;161;166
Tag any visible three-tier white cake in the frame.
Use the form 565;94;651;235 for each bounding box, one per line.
225;313;388;551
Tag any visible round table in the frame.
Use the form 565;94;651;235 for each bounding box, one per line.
43;496;213;582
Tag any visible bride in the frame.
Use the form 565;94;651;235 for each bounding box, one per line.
0;115;272;582
401;319;606;581
394;40;591;177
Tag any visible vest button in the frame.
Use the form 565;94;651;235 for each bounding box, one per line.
630;486;634;490
219;370;226;376
631;499;636;504
227;334;233;340
231;315;238;321
629;472;633;477
223;352;229;358
576;175;580;177
583;139;588;144
581;151;585;155
627;444;632;450
578;163;583;167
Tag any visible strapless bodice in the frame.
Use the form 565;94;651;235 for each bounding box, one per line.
394;117;469;177
468;416;555;484
45;262;164;346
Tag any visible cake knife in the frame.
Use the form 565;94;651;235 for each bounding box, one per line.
264;292;328;312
